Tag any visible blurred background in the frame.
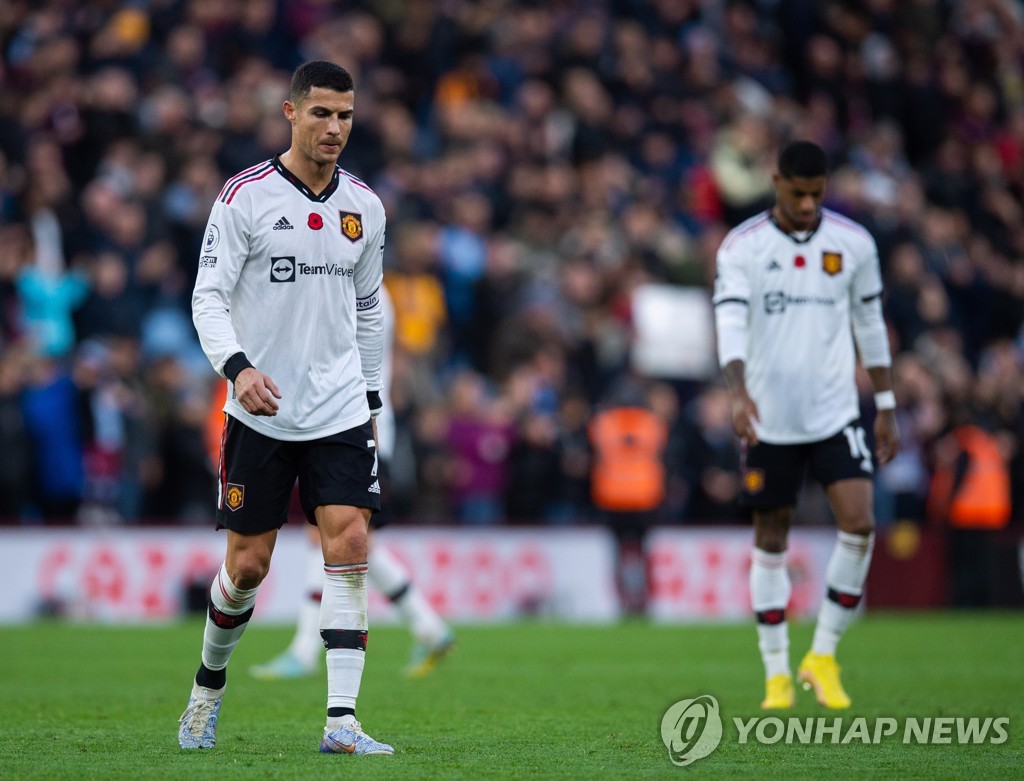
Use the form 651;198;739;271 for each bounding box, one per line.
0;0;1022;622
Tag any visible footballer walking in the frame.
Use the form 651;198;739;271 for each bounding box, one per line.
713;140;899;710
180;60;393;755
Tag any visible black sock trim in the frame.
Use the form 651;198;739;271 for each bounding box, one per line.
755;608;786;625
196;664;226;690
208;600;254;629
827;587;861;609
386;583;410;603
327;707;356;718
321;628;368;650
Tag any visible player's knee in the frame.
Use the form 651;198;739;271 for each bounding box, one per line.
323;517;369;562
754;534;787;553
753;509;791;552
838;515;875;537
228;557;270;588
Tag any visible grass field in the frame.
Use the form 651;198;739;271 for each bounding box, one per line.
1;614;1021;780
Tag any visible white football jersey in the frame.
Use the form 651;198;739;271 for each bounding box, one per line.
192;157;385;442
376;285;396;461
713;208;888;444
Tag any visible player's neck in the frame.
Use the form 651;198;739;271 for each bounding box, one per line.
770;206;821;236
278;150;335;196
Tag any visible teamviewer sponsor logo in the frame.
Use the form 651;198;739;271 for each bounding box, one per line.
271;256;296;282
660;695;723;766
764;291;787;314
764;291;837;314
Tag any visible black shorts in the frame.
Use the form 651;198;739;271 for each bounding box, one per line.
740;420;874;510
216;415;381;534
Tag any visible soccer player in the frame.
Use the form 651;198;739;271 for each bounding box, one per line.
249;286;453;682
713;140;899;710
180;60;393;754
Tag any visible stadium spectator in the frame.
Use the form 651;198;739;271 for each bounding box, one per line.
0;348;33;519
588;382;669;614
926;400;1013;607
443;368;516;525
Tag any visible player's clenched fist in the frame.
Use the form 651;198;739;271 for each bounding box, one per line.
234;367;282;416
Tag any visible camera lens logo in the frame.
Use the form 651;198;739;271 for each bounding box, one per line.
271;256;296;283
660;695;723;767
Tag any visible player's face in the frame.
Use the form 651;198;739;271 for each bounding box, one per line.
772;174;826;232
285;87;354;166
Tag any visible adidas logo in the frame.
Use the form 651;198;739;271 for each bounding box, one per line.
767;259;781;271
368;480;380;494
273;216;294;230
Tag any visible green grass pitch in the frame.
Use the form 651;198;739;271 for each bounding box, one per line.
1;614;1021;779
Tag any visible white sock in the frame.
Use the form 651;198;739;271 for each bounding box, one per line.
812;531;874;656
750;548;791;679
368;544;448;645
202;563;259;672
287;546;327;667
322;562;368;714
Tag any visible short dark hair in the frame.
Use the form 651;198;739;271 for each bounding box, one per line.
290;60;354;104
777;140;828;179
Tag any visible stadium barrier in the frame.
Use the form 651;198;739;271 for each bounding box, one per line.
1;525;1015;624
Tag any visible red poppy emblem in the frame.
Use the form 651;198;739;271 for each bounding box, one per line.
308;213;323;230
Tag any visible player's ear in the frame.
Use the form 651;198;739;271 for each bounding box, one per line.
283;100;296;123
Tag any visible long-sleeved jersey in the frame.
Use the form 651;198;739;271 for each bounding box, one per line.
192;156;385;442
713;208;892;444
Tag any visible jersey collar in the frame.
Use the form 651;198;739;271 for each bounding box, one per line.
768;210;822;244
272;155;340;202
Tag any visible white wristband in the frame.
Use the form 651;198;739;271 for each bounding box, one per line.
874;390;896;411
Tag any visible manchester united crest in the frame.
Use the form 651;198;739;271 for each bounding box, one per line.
225;483;245;512
339;211;363;242
822;251;843;276
743;469;765;494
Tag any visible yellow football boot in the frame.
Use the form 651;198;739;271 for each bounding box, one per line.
797;652;852;709
761;673;795;709
404;632;455;679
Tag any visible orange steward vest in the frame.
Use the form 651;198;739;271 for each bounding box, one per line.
928;425;1010;530
589;407;667;512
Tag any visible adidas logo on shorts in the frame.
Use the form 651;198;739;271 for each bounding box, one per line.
368;480;380;494
273;216;294;230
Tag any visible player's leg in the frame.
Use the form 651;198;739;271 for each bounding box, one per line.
367;530;454;678
798;423;876;708
316;503;392;755
742;441;804;709
301;421;393;755
751;507;795;708
179;418;296;749
250;524;324;679
180;530;276;748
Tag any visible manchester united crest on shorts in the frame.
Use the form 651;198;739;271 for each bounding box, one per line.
743;469;765;494
224;483;245;512
822;251;843;276
339;211;363;242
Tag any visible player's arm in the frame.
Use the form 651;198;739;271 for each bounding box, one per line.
191;199;281;416
354;209;386;419
721;360;760;446
713;241;760;445
850;239;898;465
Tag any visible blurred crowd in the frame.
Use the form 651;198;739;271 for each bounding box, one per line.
1;0;1024;535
